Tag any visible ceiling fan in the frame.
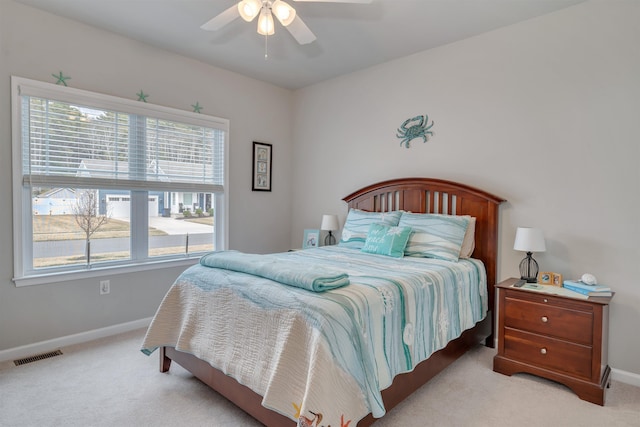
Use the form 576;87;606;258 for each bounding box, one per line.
201;0;372;46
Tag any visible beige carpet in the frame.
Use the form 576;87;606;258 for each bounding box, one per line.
1;328;638;427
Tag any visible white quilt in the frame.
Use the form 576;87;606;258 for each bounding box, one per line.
141;246;487;426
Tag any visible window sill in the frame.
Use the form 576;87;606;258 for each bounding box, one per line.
13;257;201;287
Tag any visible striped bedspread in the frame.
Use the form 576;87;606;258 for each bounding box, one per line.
141;246;487;426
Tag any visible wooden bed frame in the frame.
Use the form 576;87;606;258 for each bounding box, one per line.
159;177;505;426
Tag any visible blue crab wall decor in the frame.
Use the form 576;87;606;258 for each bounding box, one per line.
396;115;435;148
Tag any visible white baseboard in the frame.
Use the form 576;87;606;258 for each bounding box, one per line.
0;317;152;363
611;367;640;388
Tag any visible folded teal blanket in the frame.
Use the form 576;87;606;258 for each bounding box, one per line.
199;251;350;292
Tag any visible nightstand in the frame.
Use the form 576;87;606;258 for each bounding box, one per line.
493;278;613;405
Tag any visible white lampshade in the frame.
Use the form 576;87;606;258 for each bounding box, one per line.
513;227;546;252
238;0;261;22
272;0;296;26
257;8;275;35
320;214;339;231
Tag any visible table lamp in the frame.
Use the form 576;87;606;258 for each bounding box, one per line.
320;214;339;246
513;227;546;283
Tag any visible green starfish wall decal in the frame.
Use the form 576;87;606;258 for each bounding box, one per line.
192;102;203;113
136;90;149;102
52;71;70;86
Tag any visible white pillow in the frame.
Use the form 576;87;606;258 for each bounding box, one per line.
459;216;476;258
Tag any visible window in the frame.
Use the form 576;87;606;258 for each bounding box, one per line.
11;77;229;285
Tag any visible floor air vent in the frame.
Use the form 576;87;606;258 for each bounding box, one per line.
14;350;63;366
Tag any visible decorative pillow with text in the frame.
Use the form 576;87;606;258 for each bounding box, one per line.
361;223;413;258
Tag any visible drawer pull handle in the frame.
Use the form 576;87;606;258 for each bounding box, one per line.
540;348;547;355
541;316;548;323
543;298;548;303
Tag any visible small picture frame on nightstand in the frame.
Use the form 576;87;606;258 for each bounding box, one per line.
539;271;563;286
539;272;552;285
302;229;319;249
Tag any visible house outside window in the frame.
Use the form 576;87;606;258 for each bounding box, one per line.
11;77;229;286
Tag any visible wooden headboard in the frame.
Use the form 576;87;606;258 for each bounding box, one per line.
343;177;505;315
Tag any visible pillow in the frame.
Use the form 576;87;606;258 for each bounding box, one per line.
458;216;476;258
338;209;402;250
399;212;470;262
361;223;412;258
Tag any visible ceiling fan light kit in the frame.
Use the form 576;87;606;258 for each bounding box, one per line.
239;0;296;28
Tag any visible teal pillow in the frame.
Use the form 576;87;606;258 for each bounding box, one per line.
338;209;402;250
361;223;412;258
399;213;470;262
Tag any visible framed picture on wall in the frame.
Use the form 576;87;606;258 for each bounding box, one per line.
252;141;272;191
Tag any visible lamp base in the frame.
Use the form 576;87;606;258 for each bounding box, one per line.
519;252;539;283
324;231;336;246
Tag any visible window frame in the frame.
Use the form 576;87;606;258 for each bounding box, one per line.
11;76;229;286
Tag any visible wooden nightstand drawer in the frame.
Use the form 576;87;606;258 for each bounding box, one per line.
504;328;592;379
504;296;593;345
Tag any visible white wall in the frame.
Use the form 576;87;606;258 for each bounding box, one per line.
0;1;293;351
291;1;640;376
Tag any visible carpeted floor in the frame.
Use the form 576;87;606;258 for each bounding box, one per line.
1;328;638;426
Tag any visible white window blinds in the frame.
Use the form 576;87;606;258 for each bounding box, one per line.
17;79;227;193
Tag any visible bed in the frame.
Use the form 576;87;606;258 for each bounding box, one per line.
142;177;504;426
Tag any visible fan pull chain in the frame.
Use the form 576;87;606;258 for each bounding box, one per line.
264;33;269;60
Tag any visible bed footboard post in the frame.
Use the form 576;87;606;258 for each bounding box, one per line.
159;346;172;372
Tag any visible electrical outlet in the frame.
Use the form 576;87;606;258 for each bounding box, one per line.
99;280;110;295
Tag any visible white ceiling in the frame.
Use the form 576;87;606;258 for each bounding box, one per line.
15;0;584;90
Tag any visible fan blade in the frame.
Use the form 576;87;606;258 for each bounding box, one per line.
285;15;317;45
200;5;241;31
293;0;372;3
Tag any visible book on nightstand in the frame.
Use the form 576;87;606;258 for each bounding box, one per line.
563;280;612;297
518;283;589;299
